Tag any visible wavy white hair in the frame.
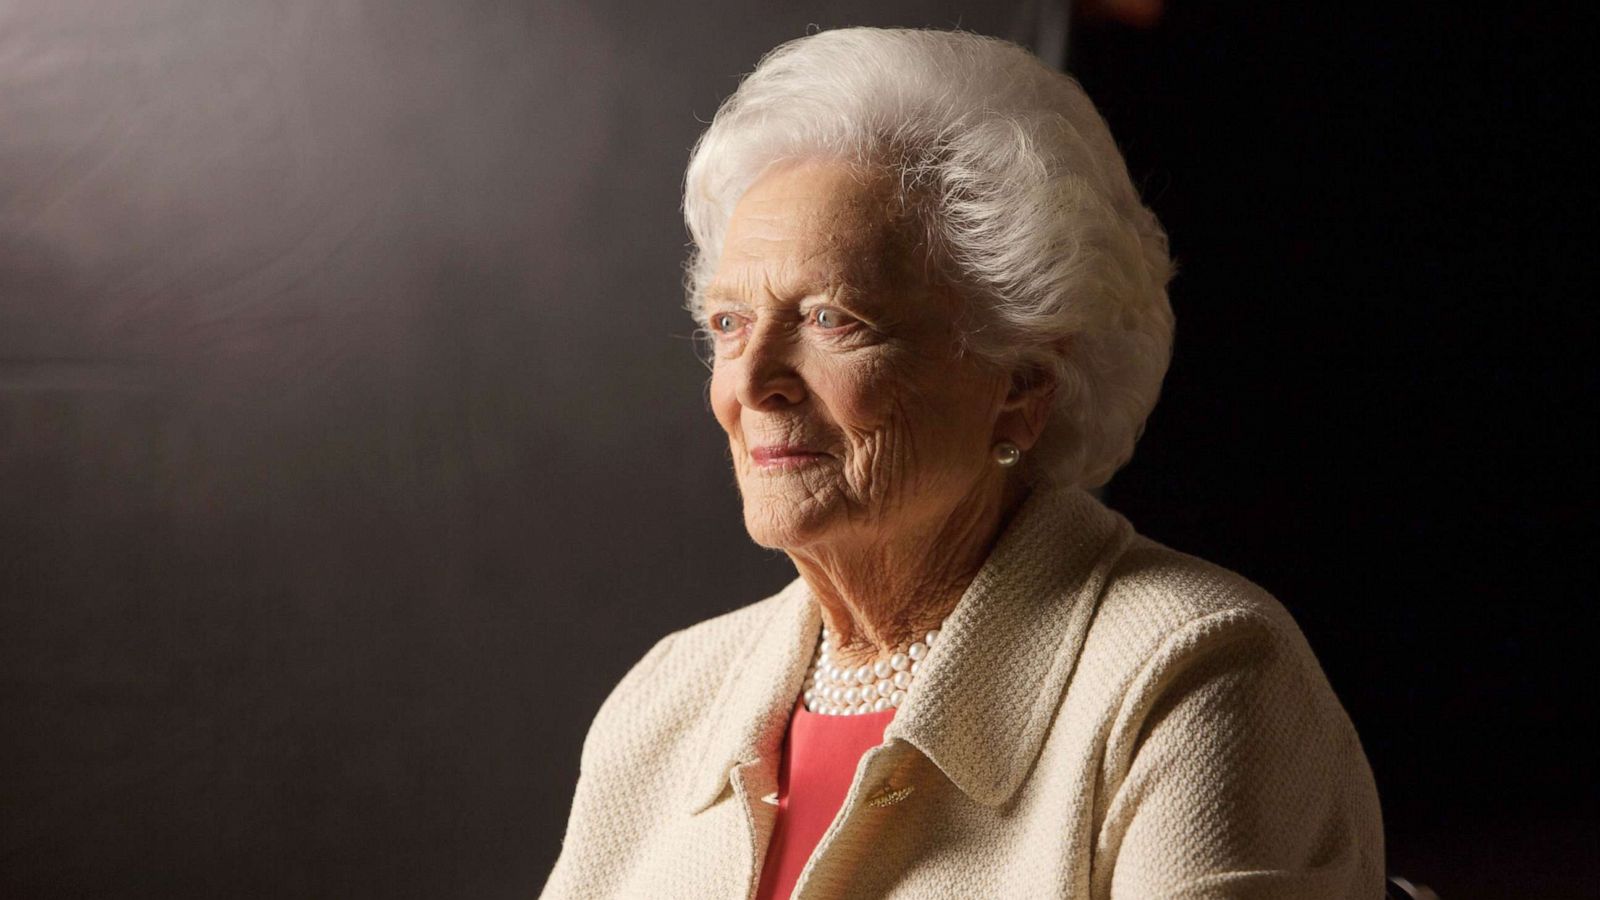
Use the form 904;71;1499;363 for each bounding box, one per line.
683;27;1175;490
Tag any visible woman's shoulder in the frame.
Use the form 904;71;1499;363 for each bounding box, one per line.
1095;531;1302;637
1080;530;1333;693
1072;534;1385;894
575;580;804;768
1073;529;1374;801
664;578;808;658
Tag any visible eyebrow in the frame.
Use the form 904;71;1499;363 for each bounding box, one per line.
704;268;857;308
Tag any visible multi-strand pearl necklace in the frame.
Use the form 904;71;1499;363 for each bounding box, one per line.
803;625;942;715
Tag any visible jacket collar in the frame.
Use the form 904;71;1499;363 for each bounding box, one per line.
682;484;1133;814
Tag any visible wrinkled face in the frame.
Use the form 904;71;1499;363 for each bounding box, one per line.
705;158;1011;551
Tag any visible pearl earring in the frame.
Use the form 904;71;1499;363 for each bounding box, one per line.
993;440;1021;467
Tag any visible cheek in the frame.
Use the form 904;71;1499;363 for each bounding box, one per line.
835;357;1000;466
818;358;927;493
708;366;740;438
809;353;892;434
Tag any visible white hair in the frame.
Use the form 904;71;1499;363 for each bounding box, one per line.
683;27;1175;490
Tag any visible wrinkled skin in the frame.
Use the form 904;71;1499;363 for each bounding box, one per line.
705;158;1053;665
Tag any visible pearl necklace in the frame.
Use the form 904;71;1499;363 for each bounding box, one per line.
803;625;942;715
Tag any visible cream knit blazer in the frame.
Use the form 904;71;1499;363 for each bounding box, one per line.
540;485;1385;899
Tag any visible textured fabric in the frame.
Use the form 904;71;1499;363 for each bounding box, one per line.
754;700;897;900
539;485;1385;899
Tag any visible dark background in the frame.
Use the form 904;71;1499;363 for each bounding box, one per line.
1;1;1591;897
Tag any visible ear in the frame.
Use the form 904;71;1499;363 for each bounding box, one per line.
993;340;1069;452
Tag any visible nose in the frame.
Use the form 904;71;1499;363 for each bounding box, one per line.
734;319;806;411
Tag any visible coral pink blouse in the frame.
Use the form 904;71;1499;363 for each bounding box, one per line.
753;699;898;900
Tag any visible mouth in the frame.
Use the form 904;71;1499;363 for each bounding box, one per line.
749;444;830;472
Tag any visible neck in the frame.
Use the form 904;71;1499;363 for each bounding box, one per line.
788;478;1031;670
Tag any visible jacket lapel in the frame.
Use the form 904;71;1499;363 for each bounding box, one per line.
682;578;820;815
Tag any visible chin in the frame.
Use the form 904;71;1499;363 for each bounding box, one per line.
739;489;845;551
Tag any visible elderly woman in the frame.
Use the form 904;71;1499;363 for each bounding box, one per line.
541;27;1383;900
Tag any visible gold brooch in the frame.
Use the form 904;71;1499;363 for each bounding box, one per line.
865;784;916;808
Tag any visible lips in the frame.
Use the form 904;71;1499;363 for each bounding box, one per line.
750;444;829;469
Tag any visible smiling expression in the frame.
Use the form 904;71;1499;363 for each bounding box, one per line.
705;158;1013;552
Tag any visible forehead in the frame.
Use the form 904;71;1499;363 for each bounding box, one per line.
710;159;921;300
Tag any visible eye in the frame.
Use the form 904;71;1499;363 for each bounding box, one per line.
711;312;740;334
812;307;856;330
